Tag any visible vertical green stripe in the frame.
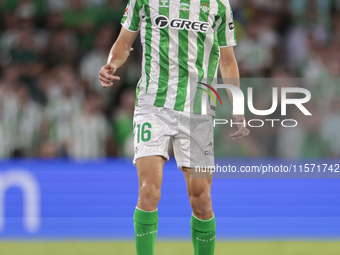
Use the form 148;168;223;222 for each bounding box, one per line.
129;0;143;31
216;1;227;46
174;0;191;111
120;0;131;24
154;2;170;107
207;37;219;81
208;3;220;83
144;3;152;93
193;0;210;114
135;77;142;106
211;14;219;30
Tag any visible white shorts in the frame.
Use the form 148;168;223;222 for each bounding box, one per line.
133;105;214;170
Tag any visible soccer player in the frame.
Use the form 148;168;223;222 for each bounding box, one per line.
99;0;249;254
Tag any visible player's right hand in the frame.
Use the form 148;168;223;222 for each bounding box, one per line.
99;63;120;88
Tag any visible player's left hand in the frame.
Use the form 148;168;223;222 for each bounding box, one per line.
230;115;250;140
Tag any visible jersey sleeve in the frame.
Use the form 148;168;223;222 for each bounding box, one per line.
215;0;237;47
121;0;143;32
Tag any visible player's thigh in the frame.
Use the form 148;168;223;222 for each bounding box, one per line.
182;167;213;198
133;106;176;165
136;155;166;191
173;113;214;170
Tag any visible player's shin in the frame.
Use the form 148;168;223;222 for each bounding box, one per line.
190;214;216;255
134;207;158;255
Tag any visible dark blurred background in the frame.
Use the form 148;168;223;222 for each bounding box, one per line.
0;0;339;159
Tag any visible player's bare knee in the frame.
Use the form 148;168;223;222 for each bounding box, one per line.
189;191;212;216
139;184;161;208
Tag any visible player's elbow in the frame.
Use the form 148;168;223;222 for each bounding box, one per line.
117;27;138;52
114;39;132;56
220;55;237;69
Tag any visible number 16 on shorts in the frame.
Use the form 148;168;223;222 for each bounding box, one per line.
135;122;152;143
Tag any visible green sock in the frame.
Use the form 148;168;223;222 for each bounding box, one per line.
133;207;158;255
191;214;216;255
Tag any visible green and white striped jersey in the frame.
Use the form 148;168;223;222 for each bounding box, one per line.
121;0;236;114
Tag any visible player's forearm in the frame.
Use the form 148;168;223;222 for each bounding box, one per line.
107;39;131;69
99;28;137;87
219;55;240;107
107;28;138;69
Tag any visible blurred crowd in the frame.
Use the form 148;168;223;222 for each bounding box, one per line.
0;0;339;159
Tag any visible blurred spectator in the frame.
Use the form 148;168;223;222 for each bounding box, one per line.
235;18;275;76
80;23;116;94
12;85;42;157
0;103;12;158
45;28;78;68
67;92;110;158
0;0;47;19
38;139;59;158
62;0;97;51
0;67;21;158
84;0;108;7
46;0;66;13
94;0;126;25
276;102;330;158
62;0;94;29
113;90;135;157
44;69;83;153
7;27;45;77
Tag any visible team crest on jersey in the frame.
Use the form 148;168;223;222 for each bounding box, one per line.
180;3;190;11
200;3;209;13
160;0;169;7
123;5;129;16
